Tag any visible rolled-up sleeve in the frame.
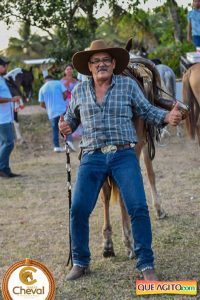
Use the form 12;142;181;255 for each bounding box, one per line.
130;79;167;126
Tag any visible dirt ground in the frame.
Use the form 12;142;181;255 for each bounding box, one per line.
0;109;199;300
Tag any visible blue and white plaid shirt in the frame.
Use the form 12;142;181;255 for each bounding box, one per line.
65;75;167;150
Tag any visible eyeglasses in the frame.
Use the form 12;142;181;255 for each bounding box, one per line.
89;57;113;66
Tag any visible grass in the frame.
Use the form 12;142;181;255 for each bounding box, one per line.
0;114;200;300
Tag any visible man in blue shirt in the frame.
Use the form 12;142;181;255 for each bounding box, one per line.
39;75;67;152
59;40;182;281
0;58;21;178
187;0;200;47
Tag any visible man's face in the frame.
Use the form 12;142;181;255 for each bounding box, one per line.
88;52;116;82
0;64;8;75
193;0;200;9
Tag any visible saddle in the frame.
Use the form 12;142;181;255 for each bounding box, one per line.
123;57;175;110
123;57;170;160
122;57;189;159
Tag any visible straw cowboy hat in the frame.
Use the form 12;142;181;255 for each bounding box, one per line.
72;40;130;76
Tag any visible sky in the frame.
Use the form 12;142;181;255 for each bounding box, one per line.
0;0;192;51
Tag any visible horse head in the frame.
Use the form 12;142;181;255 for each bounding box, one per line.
17;67;34;101
5;67;34;101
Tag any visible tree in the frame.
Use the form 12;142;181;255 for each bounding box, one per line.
166;0;183;42
6;21;51;59
0;0;144;60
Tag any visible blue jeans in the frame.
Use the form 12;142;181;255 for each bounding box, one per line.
0;122;15;175
70;148;154;271
50;116;60;147
192;35;200;47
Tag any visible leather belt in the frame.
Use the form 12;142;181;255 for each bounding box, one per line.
96;143;135;154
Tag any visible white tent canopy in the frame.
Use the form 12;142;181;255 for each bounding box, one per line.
23;58;56;65
23;58;56;77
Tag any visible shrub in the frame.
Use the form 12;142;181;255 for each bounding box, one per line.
148;42;195;76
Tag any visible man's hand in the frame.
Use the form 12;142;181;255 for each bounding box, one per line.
11;96;21;102
59;115;72;136
164;102;182;126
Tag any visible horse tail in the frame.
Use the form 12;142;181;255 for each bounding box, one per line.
182;70;196;140
109;179;121;204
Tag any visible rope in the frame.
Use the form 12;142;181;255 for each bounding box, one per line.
157;85;190;118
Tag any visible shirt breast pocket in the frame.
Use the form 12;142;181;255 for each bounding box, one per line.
80;103;102;123
109;95;131;117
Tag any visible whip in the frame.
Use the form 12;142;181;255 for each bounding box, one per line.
60;114;73;267
65;139;73;268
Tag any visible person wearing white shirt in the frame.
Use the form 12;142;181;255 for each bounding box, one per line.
0;58;21;178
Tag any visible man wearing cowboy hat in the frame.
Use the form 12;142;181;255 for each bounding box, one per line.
59;40;182;281
0;58;21;178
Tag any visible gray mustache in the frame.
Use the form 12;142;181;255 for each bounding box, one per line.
97;67;108;72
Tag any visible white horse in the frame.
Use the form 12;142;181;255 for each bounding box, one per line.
155;64;183;138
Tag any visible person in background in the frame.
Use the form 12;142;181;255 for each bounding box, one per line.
61;64;79;151
59;40;183;281
187;0;200;47
0;58;21;178
38;75;67;153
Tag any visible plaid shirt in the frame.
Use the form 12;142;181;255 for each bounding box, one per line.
65;75;167;150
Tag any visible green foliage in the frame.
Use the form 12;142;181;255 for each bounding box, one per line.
148;42;196;76
1;0;196;94
117;9;158;49
6;21;53;60
150;3;188;45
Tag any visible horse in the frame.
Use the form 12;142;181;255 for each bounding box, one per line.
99;42;180;258
4;67;34;141
130;47;183;138
98;37;190;259
154;63;183;138
182;63;200;146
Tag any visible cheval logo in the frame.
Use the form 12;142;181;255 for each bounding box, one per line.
19;267;37;285
2;258;55;300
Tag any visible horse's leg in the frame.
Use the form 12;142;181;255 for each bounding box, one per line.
191;89;200;146
118;195;135;259
142;144;166;219
196;114;200;146
176;123;184;138
100;179;115;257
14;111;23;142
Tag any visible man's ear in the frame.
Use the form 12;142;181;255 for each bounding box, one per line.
88;62;92;73
112;58;116;70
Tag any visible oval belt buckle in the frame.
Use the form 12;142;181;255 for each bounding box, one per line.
101;145;117;153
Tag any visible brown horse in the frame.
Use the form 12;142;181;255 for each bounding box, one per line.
100;56;173;259
182;63;200;146
99;37;189;258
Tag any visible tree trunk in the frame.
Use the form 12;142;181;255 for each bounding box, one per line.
167;0;183;42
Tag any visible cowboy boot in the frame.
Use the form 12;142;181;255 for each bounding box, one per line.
66;265;90;281
142;269;158;281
